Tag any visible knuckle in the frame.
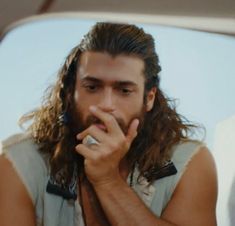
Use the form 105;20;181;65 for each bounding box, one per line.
107;139;119;150
110;139;125;152
106;115;114;124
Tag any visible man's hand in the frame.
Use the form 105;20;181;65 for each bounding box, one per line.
75;106;217;226
75;105;139;187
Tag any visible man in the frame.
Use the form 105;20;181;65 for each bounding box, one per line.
0;22;217;226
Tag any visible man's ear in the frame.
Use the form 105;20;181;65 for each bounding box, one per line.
146;87;157;112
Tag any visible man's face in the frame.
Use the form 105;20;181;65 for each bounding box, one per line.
73;51;156;134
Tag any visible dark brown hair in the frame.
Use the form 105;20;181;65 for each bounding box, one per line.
20;22;198;185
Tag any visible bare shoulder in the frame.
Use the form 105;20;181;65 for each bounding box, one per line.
0;155;36;226
161;146;218;226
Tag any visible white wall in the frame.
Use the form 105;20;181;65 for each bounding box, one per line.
214;115;235;226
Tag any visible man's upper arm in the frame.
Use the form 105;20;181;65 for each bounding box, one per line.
161;147;218;226
0;155;36;226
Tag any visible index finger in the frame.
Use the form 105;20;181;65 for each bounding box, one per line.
89;106;121;134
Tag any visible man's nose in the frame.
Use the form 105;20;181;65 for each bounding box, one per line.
97;88;115;113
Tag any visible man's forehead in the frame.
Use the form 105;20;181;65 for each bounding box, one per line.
79;51;144;67
77;51;145;81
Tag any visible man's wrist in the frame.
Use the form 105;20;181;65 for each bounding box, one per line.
92;175;127;192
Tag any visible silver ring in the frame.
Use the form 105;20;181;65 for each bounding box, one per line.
82;135;99;146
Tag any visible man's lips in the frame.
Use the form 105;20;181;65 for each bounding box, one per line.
94;123;107;132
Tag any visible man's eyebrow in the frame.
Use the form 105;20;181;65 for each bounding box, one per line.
115;81;138;87
80;76;138;87
80;76;102;84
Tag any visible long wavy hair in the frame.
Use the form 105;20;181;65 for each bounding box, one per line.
20;22;198;185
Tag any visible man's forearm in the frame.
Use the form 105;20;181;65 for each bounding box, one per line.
93;178;176;226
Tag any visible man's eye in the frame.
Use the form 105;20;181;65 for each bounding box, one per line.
85;85;98;92
120;88;132;95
